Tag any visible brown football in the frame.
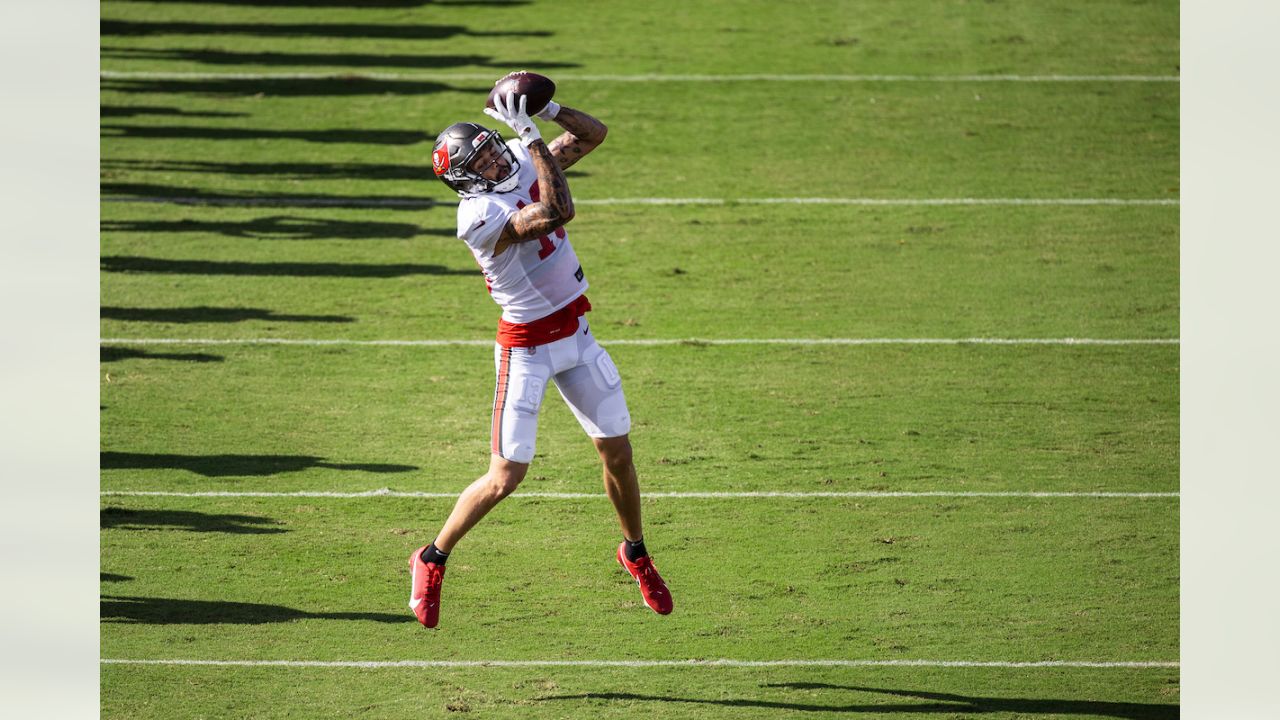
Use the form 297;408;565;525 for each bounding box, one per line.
485;71;556;116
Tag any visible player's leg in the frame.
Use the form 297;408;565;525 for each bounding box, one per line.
593;434;642;542
432;453;528;552
410;345;549;628
554;323;672;614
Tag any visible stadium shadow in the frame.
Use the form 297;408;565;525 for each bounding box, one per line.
102;47;575;70
102;125;431;145
101;347;224;363
101;255;478;278
103;159;434;182
101;216;445;239
109;0;529;6
539;689;1177;719
100;19;550;40
102;183;444;211
101;306;355;324
101;451;418;477
101;573;134;583
102;159;586;182
101;596;410;625
101;77;475;97
101;105;247;119
101;507;287;534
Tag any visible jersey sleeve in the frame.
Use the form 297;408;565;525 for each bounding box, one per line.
457;196;512;254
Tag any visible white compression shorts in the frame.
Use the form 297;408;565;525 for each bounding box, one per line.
490;318;631;463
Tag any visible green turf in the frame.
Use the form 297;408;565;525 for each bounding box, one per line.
101;344;1177;494
101;80;1178;200
100;0;1179;77
101;496;1176;661
101;0;1179;716
102;665;1180;720
102;204;1177;340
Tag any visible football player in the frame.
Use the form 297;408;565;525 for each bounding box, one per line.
408;90;673;628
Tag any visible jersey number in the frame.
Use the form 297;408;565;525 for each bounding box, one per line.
518;183;566;261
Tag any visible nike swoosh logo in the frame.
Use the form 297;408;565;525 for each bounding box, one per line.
409;562;421;609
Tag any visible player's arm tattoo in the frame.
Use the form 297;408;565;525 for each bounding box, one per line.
547;106;608;171
494;139;575;255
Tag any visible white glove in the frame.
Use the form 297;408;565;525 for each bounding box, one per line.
484;91;541;146
535;100;561;121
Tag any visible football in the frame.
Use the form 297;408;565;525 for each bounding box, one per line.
486;71;556;117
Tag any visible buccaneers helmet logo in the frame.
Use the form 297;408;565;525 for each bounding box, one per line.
432;147;450;176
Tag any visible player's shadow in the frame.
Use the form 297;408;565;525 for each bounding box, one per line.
100;20;551;40
101;507;288;534
101;306;355;324
101;451;418;477
103;159;434;182
101;183;446;211
101;77;475;98
539;685;1177;719
101;596;410;625
101;347;225;363
100;105;248;119
102;125;431;145
102;47;575;70
101;216;445;239
101;255;478;278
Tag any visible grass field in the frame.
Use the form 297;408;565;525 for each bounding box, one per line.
101;0;1179;717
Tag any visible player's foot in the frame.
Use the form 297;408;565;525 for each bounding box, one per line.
408;545;446;628
616;542;673;615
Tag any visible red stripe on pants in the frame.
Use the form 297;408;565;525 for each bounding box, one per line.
491;347;512;456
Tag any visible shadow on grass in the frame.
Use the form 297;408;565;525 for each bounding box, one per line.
101;573;134;583
101;306;354;324
101;347;224;363
102;158;587;182
109;0;529;6
101;255;478;278
101;19;550;40
100;105;248;119
103;159;434;182
101;216;446;239
101;77;475;97
539;687;1178;719
101;451;417;477
101;183;445;210
102;596;410;624
101;507;287;534
102;47;574;70
102;124;431;145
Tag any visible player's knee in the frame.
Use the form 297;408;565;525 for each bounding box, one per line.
486;457;528;499
596;436;633;475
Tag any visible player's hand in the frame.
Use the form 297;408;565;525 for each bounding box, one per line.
484;91;542;147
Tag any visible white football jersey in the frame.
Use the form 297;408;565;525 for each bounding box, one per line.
456;140;588;324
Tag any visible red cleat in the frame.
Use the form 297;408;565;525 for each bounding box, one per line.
408;545;446;628
616;542;673;615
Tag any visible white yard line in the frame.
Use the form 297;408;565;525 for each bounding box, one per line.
101;196;1178;208
100;658;1179;669
100;71;1180;83
100;337;1179;347
100;490;1178;499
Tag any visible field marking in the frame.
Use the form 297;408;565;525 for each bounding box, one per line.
100;658;1179;669
100;490;1178;499
101;196;1178;208
100;71;1180;83
100;337;1179;348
